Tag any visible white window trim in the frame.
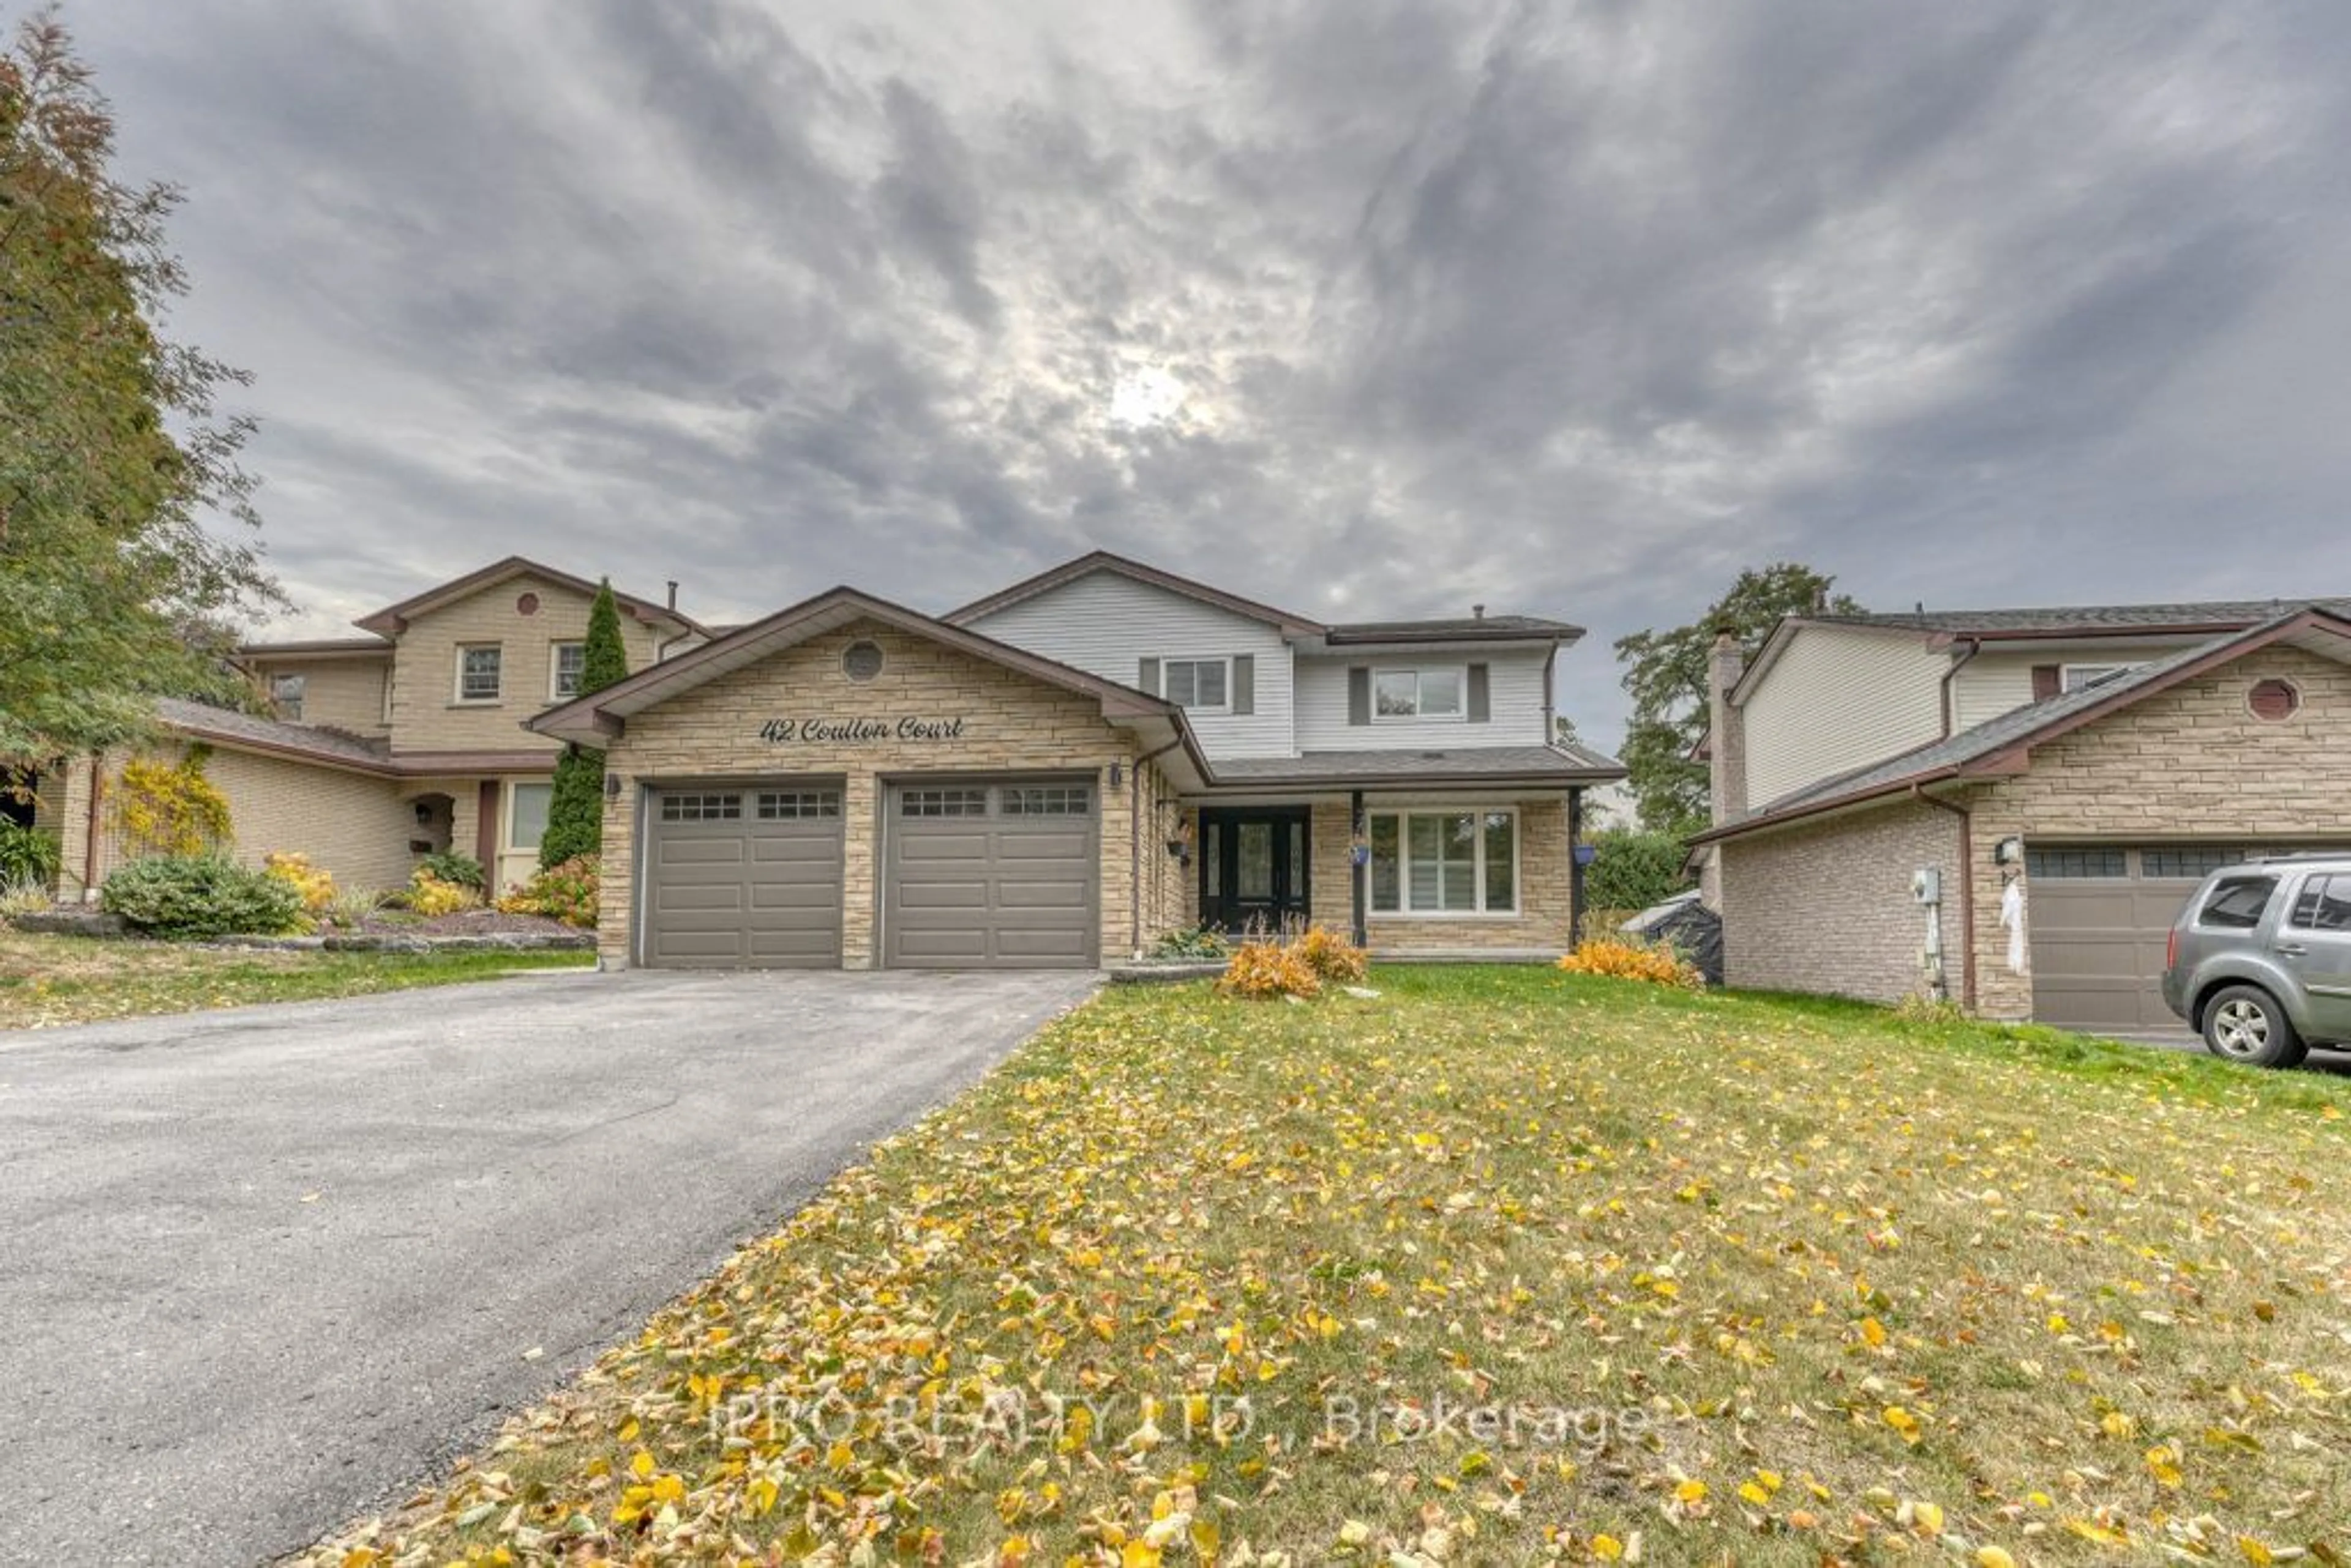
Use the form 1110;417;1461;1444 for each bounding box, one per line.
550;640;586;702
454;643;504;704
2060;661;2139;694
1371;666;1467;723
1161;656;1233;715
1367;806;1521;918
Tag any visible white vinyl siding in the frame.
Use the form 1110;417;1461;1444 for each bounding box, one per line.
1739;626;1946;808
963;570;1294;759
1294;650;1548;749
1951;641;2208;731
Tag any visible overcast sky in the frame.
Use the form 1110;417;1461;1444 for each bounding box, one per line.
60;0;2351;747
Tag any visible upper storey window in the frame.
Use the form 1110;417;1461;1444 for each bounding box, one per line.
1374;667;1463;719
552;641;586;700
457;644;503;703
269;673;306;721
1163;658;1229;711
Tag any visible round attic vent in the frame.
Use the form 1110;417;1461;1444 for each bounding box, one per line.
2248;678;2300;722
515;591;539;616
842;640;885;683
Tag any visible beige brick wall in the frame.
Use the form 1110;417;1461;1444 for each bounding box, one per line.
47;754;99;899
1719;799;1962;1003
243;654;392;737
75;744;421;893
596;621;1153;969
1967;645;2351;1019
1305;796;1575;955
389;574;670;755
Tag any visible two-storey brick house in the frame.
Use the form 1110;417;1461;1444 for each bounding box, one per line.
45;558;708;899
1693;598;2351;1029
526;550;1622;970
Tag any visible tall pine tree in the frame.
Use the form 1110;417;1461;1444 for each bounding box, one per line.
539;580;628;868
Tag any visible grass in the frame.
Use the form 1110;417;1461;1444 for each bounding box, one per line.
306;968;2350;1566
0;928;592;1030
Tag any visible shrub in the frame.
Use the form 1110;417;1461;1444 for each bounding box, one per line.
262;850;337;915
1894;991;1966;1026
1149;923;1231;960
321;885;396;930
1216;938;1322;1000
497;854;599;928
1556;937;1704;989
416;852;486;890
0;820;62;887
1;876;55;918
99;855;305;938
111;751;233;858
1292;924;1368;984
408;872;481;918
1583;828;1691;914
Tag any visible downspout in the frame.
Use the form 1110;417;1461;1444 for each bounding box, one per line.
1130;733;1185;959
1569;786;1586;942
1938;637;1981;738
1911;784;1975;1012
82;752;104;901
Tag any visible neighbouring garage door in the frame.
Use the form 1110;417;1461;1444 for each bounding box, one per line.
2026;842;2321;1031
884;779;1097;969
643;785;845;968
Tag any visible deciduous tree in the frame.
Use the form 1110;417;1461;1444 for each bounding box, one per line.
1613;563;1858;836
0;12;279;763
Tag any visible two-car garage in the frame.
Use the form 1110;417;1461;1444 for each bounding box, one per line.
640;776;1098;970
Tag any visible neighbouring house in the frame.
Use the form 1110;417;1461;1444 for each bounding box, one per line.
525;550;1622;970
41;550;1622;970
45;557;710;901
1692;597;2351;1029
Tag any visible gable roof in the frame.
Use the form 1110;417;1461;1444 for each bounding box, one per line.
1324;613;1585;646
527;585;1213;783
353;556;710;638
1696;604;2351;843
942;550;1328;636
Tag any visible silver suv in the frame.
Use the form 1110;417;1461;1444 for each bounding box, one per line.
2162;855;2351;1068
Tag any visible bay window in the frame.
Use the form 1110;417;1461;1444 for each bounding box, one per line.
1368;808;1518;915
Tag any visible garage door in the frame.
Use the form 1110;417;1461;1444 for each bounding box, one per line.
642;786;844;968
2027;843;2317;1030
883;780;1097;969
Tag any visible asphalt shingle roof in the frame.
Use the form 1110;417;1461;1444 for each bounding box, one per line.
156;698;394;769
1210;743;1622;786
1325;614;1584;643
1813;598;2351;636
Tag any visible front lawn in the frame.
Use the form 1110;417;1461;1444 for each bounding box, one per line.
309;970;2349;1566
0;929;592;1030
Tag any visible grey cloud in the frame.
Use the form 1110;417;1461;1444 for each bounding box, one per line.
55;0;2351;742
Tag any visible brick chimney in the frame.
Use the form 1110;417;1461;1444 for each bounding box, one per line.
1707;629;1747;825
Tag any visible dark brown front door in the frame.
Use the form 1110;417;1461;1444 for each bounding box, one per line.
1199;807;1310;935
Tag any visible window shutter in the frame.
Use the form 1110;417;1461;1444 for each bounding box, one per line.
1348;666;1371;726
1232;655;1254;715
1139;656;1160;696
1467;663;1490;723
2030;664;2061;702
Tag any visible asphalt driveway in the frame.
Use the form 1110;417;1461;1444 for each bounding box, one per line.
0;967;1100;1567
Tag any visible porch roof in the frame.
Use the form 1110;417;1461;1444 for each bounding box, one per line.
1202;742;1622;791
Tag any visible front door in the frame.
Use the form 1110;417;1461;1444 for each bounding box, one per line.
1199;807;1311;936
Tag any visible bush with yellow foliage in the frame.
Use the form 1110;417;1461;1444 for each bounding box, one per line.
262;851;336;916
1215;939;1322;1000
408;868;482;917
1291;923;1368;983
1556;937;1704;989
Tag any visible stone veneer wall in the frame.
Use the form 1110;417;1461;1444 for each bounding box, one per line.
1305;796;1575;954
595;621;1160;969
1965;645;2351;1020
1719;798;1963;1004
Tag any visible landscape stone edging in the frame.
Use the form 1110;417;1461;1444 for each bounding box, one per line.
1106;960;1228;984
201;931;595;953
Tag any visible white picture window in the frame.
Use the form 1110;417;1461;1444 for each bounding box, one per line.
507;782;552;850
1368;809;1518;915
2061;662;2139;693
1163;658;1229;710
1374;667;1463;719
269;673;306;721
551;642;586;700
457;644;503;702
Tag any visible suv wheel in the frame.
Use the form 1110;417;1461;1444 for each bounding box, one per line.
2201;985;2308;1069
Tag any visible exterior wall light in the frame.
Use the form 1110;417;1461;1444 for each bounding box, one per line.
604;773;622;801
